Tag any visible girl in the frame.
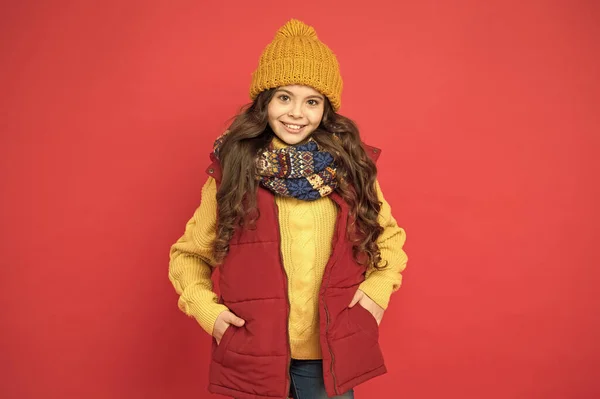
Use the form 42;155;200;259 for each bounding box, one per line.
169;19;408;399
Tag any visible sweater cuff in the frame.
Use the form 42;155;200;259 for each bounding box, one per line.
178;297;229;336
359;274;398;310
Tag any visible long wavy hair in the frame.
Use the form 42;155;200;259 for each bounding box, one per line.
213;88;387;270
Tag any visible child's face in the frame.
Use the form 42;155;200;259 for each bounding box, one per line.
267;85;325;145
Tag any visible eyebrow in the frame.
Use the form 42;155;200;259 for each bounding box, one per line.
275;89;324;101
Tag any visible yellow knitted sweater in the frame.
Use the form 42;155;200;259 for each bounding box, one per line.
169;138;408;359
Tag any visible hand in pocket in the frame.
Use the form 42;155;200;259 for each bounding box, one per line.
348;289;384;325
213;310;246;344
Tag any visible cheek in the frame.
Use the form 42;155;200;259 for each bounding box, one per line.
308;108;324;126
268;100;284;118
267;103;276;121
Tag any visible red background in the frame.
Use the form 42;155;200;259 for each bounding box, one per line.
1;1;599;398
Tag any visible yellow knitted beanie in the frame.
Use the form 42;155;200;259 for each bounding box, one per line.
249;19;343;111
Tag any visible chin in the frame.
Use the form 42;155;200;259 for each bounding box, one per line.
274;127;315;146
279;134;307;145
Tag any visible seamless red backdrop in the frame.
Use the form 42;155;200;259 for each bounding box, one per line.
1;1;599;398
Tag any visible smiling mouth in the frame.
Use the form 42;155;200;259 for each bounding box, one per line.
281;122;307;132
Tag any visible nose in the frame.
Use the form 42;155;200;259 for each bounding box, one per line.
288;101;303;118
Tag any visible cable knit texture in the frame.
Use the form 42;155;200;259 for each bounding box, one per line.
277;194;336;358
168;137;408;359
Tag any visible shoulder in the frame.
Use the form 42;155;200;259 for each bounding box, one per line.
361;142;382;163
206;130;230;182
206;151;222;182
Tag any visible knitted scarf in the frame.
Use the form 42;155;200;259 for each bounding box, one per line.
213;132;339;201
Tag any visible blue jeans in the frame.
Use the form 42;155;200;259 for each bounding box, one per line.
289;359;354;399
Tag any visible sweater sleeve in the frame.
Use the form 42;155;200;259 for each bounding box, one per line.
168;176;228;336
358;179;408;310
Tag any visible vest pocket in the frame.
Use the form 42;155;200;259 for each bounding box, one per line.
329;305;386;390
352;304;379;340
212;325;237;365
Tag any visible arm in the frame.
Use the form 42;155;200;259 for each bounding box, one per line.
358;179;408;310
168;176;228;336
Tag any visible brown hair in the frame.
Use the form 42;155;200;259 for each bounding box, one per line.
213;88;387;269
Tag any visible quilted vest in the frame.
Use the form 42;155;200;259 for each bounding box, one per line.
205;143;386;399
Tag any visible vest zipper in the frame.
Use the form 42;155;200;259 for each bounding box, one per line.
324;302;339;395
273;201;292;399
324;197;342;396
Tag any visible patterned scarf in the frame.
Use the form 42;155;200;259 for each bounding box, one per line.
213;132;339;201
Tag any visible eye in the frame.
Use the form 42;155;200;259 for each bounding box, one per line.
307;99;320;106
278;95;290;102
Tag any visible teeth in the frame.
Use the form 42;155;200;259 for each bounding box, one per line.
284;123;304;130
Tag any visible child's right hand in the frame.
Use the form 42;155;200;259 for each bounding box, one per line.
213;310;246;344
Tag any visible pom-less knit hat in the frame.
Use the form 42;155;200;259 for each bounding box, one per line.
249;19;343;111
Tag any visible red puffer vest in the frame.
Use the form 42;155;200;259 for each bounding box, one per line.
205;143;385;399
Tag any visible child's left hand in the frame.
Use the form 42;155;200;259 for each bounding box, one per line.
348;289;384;325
